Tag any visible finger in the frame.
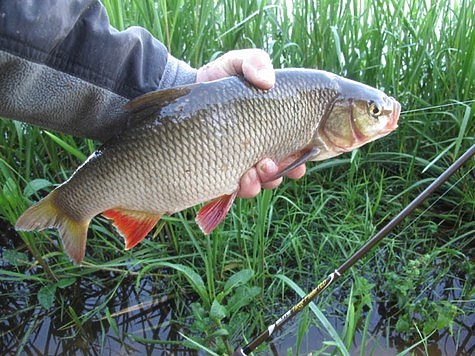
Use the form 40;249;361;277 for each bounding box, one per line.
276;153;308;180
196;58;230;83
240;50;275;90
285;164;306;180
261;177;283;190
196;49;275;90
237;168;262;198
256;158;282;190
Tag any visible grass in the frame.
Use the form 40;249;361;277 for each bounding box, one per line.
1;0;474;354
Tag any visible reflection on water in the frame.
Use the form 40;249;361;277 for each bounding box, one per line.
272;302;474;355
0;222;473;355
2;270;473;355
0;279;203;354
0;271;186;354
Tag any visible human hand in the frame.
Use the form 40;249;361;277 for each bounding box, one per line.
196;49;306;198
196;48;275;89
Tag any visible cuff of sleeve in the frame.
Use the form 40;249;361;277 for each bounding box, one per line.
159;54;197;88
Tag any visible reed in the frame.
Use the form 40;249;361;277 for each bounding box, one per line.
1;0;473;354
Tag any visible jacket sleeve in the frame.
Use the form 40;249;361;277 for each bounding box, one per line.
0;0;197;142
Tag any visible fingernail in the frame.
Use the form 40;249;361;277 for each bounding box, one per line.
257;159;278;177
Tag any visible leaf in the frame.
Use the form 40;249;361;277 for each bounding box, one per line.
37;284;57;309
395;317;411;333
105;307;120;336
159;262;209;304
2;177;20;204
3;249;29;267
179;332;220;355
210;299;227;321
223;269;254;294
43;131;87;161
23;179;53;198
275;274;349;356
211;328;229;337
55;277;77;289
226;286;261;314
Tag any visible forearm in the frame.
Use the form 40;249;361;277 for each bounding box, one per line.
0;0;196;142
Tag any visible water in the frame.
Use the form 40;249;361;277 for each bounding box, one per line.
1;222;473;355
272;304;474;355
2;273;472;354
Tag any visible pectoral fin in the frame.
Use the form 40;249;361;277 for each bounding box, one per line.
103;209;161;250
265;146;320;183
195;191;238;234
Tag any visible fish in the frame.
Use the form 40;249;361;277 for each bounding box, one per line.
15;69;400;264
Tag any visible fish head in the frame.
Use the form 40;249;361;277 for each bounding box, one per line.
318;78;400;155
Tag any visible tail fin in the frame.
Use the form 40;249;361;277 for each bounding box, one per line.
15;191;89;264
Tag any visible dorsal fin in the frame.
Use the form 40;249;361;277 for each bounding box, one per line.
125;83;198;116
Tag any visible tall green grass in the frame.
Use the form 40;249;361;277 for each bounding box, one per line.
1;0;474;354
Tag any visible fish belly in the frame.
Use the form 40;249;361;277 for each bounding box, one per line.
56;97;317;221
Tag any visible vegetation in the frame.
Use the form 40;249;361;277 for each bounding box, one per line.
1;0;473;354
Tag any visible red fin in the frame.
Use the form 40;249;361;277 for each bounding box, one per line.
195;192;238;234
103;209;160;250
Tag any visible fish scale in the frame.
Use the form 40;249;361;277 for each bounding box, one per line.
15;68;400;263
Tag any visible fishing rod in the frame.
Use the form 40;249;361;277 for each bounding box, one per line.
233;143;475;355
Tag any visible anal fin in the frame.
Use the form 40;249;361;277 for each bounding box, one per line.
103;208;161;250
195;192;238;234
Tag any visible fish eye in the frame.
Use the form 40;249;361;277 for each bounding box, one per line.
368;101;382;117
